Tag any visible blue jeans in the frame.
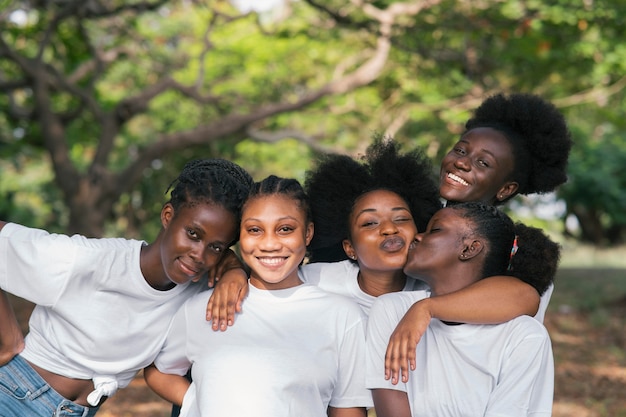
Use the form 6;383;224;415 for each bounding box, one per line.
0;355;99;416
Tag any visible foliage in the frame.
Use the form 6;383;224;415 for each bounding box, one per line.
1;0;626;244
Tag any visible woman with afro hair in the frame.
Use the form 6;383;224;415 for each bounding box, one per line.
384;92;572;384
440;92;573;206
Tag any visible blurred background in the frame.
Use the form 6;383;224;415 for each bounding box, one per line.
1;1;624;416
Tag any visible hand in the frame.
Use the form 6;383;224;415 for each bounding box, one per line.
206;269;249;331
384;298;432;384
207;249;246;288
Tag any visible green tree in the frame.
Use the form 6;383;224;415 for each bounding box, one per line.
2;0;626;243
0;0;419;236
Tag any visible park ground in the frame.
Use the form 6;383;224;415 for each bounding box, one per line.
9;245;626;417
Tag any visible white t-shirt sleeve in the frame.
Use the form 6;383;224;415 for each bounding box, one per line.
299;262;324;286
484;322;554;416
153;300;192;376
366;294;408;392
533;283;554;323
0;223;75;305
330;306;373;408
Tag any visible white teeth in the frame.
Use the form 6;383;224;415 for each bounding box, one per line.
258;257;286;266
448;173;469;186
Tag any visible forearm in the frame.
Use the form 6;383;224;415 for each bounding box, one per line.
427;276;540;324
327;406;366;417
371;389;411;417
0;289;25;365
143;364;190;406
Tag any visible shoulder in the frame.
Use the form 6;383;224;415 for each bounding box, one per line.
374;291;429;313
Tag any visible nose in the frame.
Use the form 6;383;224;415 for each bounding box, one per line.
259;232;282;251
380;219;399;235
453;155;471;171
414;232;424;242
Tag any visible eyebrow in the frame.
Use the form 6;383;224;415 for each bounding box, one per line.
354;206;411;218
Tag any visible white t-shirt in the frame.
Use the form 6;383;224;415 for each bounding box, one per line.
0;223;203;400
302;260;552;322
366;291;554;416
300;260;429;316
154;279;373;417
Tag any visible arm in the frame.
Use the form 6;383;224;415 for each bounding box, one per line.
386;276;539;384
0;221;25;365
371;389;411;417
144;364;190;406
205;267;249;331
0;290;25;365
327;407;366;417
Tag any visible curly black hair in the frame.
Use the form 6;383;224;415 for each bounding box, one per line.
304;137;442;262
465;93;573;198
166;159;254;227
451;202;560;295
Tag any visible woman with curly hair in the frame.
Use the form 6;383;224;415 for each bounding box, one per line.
383;92;573;383
440;92;572;206
367;202;560;416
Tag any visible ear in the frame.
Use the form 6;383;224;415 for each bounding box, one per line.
161;203;175;229
459;239;484;261
305;222;314;246
496;181;519;202
342;239;357;261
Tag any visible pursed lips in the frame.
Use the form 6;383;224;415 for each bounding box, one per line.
380;236;405;252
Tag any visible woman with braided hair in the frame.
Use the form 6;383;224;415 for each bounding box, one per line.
0;158;253;416
367;202;560;416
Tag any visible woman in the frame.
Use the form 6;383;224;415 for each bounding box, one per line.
384;92;573;383
0;159;252;416
367;202;559;416
207;138;542;327
146;175;370;417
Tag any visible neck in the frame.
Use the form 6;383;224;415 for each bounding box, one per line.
357;269;407;297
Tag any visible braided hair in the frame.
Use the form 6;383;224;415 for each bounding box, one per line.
166;159;254;226
305;137;442;262
247;175;312;225
450;202;560;295
465;93;573;200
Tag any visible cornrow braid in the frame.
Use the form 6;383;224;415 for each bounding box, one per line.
450;202;559;295
248;175;312;225
167;159;254;224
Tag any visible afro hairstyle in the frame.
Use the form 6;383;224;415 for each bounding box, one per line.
465;93;573;196
304;137;442;263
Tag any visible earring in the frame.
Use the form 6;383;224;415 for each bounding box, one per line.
350;255;357;260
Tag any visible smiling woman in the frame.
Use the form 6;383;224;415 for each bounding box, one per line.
439;93;573;207
144;175;371;417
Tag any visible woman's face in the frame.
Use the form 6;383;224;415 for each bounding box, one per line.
343;189;417;276
157;202;238;289
439;127;518;205
403;207;473;290
239;194;313;290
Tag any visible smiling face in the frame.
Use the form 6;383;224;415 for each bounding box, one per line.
157;202;238;289
343;189;417;277
439;127;519;205
240;194;313;291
